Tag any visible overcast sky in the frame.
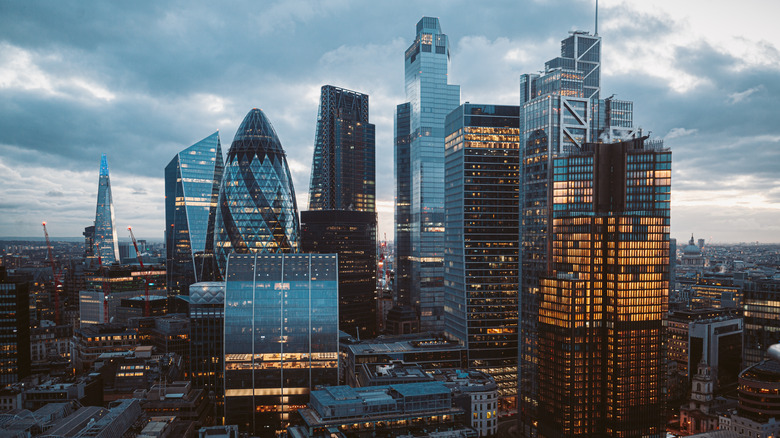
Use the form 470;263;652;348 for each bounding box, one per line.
1;0;778;243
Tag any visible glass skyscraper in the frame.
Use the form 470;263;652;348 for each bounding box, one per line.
94;153;120;265
443;104;520;413
165;132;224;297
518;28;636;436
223;253;338;436
213;108;300;276
303;85;377;338
537;137;669;437
395;17;460;332
186;281;225;422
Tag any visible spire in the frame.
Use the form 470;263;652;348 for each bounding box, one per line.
100;153;109;176
595;0;599;35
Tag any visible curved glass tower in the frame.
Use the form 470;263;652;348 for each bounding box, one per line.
94;153;120;264
165;132;224;296
214;108;300;275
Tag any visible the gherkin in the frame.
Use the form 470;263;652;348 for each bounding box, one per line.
214;108;300;276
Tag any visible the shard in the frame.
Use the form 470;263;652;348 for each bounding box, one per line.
94;153;120;264
165;132;224;296
213;108;300;275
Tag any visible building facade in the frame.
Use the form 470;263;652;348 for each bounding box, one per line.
94;153;120;264
535;138;670;438
0;268;31;385
443;103;520;412
743;279;780;367
303;85;377;338
165;132;224;296
223;253;339;436
213;108;300;276
186;282;225;422
394;17;460;332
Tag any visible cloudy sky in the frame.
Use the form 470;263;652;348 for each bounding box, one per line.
1;0;778;243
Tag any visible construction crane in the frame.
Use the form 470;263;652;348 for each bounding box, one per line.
127;227;150;317
94;241;111;324
42;222;63;325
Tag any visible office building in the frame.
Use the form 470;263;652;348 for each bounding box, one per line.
535;137;670;437
308;85;375;212
0;267;31;385
721;345;780;438
186;282;225;421
394;17;460;332
743;279;780;367
165;132;224;296
213;108;300;276
443;103;520;412
71;324;138;372
94;153;120;264
518;25;636;435
223;253;339;436
302;85;377;338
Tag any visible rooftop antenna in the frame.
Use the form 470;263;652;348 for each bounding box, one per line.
595;0;599;35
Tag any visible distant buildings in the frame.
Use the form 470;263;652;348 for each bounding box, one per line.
213;108;301;275
94;153;120;264
302;85;377;339
443;103;520;412
223;253;339;436
165;132;224;296
394;17;461;333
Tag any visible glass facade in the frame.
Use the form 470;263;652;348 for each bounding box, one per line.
536;138;670;438
94;153;120;264
223;253;339;436
443;104;520;413
165;132;224;297
395;17;460;332
214;108;300;276
743;279;780;367
394;102;413;310
301;210;377;338
0;270;30;386
187;281;225;422
308;85;375;212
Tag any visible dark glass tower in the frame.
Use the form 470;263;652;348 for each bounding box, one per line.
395;17;460;332
213;108;300;276
165;132;224;297
443;104;520;413
308;85;375;212
302;85;377;338
536;137;670;438
394;102;413;311
0;267;31;385
94;153;120;264
223;253;339;436
518;28;635;436
186;282;225;423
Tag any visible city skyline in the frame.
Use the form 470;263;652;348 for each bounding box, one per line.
1;1;779;242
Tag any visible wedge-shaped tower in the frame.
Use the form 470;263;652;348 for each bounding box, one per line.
165;132;224;295
214;108;300;275
94;153;120;264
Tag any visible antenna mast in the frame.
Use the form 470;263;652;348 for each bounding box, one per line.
595;0;599;35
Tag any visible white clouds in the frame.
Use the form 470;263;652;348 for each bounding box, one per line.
665;127;698;139
727;85;764;104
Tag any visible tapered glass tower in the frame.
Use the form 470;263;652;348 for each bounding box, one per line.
394;17;460;332
214;108;300;275
165;132;224;296
94;153;120;264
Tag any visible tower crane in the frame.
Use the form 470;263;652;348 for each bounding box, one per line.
127;227;150;317
42;222;63;325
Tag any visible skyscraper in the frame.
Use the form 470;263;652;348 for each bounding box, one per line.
536;137;670;437
518;27;635;435
0;267;30;385
165;132;224;297
223;253;339;436
443;103;520;412
394;17;460;332
94;153;120;265
186;281;225;422
303;85;377;338
213;108;300;276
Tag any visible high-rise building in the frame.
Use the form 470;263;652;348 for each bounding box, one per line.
394;102;413;311
0;267;31;385
518;27;635;435
394;17;460;332
165;132;224;297
302;85;377;338
185;282;225;422
443;103;520;412
308;85;375;212
213;108;300;276
535;137;670;438
94;153;120;265
223;253;338;436
743;279;780;367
